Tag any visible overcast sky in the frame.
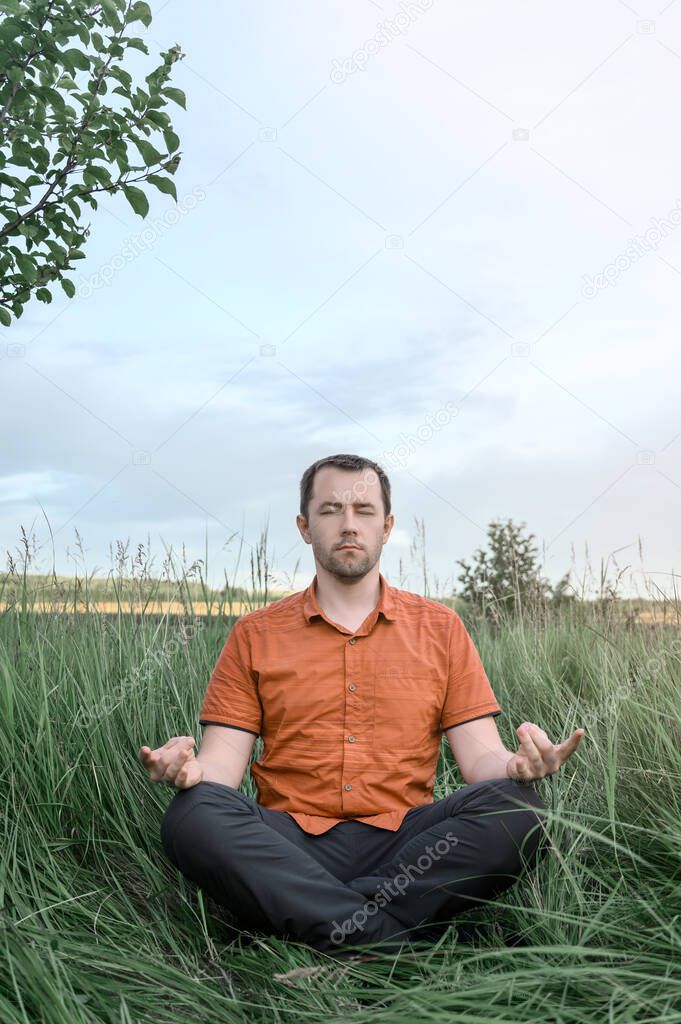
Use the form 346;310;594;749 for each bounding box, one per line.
2;0;680;600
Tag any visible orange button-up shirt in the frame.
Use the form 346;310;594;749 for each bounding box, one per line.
198;572;501;835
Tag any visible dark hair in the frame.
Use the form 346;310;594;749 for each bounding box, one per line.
299;453;392;521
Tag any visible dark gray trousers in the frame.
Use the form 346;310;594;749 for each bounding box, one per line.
160;776;548;954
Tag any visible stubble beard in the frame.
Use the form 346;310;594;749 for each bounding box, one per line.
316;543;378;579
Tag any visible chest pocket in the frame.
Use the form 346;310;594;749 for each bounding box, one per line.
374;670;442;749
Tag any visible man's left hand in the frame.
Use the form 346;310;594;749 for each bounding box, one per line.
506;722;585;783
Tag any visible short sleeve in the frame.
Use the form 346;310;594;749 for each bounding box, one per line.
199;619;262;736
439;612;502;730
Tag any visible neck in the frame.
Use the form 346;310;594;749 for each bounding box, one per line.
313;564;382;623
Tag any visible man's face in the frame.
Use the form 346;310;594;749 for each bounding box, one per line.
296;466;394;580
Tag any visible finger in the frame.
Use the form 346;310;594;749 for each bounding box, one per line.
522;723;579;773
139;746;158;767
143;739;179;766
524;726;562;773
160;763;180;787
517;728;545;775
172;740;195;763
172;748;195;774
145;750;169;781
165;736;194;750
557;728;584;755
176;760;195;786
556;728;585;762
165;742;195;781
524;724;554;754
508;754;535;783
145;737;191;764
522;727;558;773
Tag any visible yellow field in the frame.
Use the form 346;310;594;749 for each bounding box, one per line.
0;598;288;616
0;598;675;624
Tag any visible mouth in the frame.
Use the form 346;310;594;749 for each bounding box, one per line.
338;545;361;551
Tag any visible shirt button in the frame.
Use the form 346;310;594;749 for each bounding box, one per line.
349;638;357;645
344;783;352;791
348;734;356;743
348;683;356;692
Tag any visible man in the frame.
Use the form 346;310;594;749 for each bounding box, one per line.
140;453;584;957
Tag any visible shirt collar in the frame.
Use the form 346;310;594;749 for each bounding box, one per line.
302;571;397;624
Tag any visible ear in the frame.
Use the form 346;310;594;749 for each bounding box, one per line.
296;514;311;542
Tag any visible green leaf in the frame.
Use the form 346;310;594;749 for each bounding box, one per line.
163;128;179;153
42;86;67;112
109;65;132;89
66;197;82;218
11;139;33;167
0;307;11;327
135;138;163;165
34;145;51;173
145;109;169;128
75;22;90;46
130;88;146;111
83;164;113;187
147;174;177;201
100;0;120;27
121;184;149;217
16;253;37;283
45;241;68;262
162;86;186;109
129;1;152;27
62;48;91;72
61;278;76;298
36;287;52;303
126;37;149;54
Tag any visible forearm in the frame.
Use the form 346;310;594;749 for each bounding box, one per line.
464;746;515;784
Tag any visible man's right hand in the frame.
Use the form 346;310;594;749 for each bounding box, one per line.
139;736;204;789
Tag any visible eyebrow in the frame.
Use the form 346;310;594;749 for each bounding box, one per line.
317;500;377;510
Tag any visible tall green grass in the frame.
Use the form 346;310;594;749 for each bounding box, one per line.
0;532;679;1022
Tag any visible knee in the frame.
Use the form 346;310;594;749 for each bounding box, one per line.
160;785;213;866
445;778;549;880
497;777;547;810
159;781;250;868
160;793;191;867
496;778;547;820
488;780;550;869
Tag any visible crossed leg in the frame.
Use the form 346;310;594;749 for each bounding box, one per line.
159;777;548;955
342;778;549;943
160;781;413;953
